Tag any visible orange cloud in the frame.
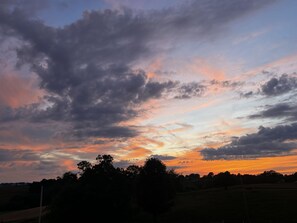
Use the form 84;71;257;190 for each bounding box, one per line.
121;145;152;159
127;147;152;159
136;136;165;148
63;159;76;171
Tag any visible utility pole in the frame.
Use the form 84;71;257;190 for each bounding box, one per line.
240;176;250;223
39;185;43;223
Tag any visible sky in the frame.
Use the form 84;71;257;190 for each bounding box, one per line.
0;0;297;182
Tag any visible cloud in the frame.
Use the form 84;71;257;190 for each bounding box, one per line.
239;73;297;99
0;0;49;15
114;159;135;168
249;103;297;121
174;82;206;99
261;74;297;96
151;154;176;161
201;123;297;160
0;157;66;182
240;91;254;98
34;160;66;174
186;58;227;80
0;74;42;108
233;29;269;45
0;148;39;162
158;79;241;100
71;125;138;139
0;0;276;141
0;0;282;181
209;79;243;90
123;146;152;159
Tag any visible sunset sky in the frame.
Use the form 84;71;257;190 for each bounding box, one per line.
1;0;297;182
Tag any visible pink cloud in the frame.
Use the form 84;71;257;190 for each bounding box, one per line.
0;74;43;108
188;58;226;81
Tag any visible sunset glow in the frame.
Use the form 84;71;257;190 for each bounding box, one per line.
0;0;297;182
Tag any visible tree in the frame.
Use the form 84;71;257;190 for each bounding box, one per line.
259;170;284;183
61;172;78;184
49;154;133;223
96;154;113;164
214;171;237;189
95;154;114;173
126;165;142;179
137;158;176;221
77;160;92;173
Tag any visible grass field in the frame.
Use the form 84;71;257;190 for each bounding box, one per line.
134;183;297;223
0;207;45;223
1;183;297;223
0;185;29;209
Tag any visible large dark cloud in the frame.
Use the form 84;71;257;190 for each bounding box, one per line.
249;103;297;121
0;0;49;15
239;73;297;98
0;0;276;140
261;74;297;96
201;123;297;160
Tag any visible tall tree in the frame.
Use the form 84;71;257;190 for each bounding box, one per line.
137;158;176;221
49;154;132;223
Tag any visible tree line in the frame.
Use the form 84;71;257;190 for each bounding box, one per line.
48;155;176;222
1;154;297;222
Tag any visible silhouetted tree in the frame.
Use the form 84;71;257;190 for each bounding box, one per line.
284;172;297;182
77;160;92;173
137;158;176;221
44;154;297;223
259;170;284;183
214;171;238;189
49;154;132;223
126;165;142;179
61;171;78;183
200;172;215;188
183;173;201;190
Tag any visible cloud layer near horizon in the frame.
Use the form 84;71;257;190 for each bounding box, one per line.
201;123;297;160
3;0;297;181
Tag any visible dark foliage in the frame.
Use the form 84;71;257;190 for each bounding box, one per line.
1;155;297;223
137;158;176;220
48;155;133;223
